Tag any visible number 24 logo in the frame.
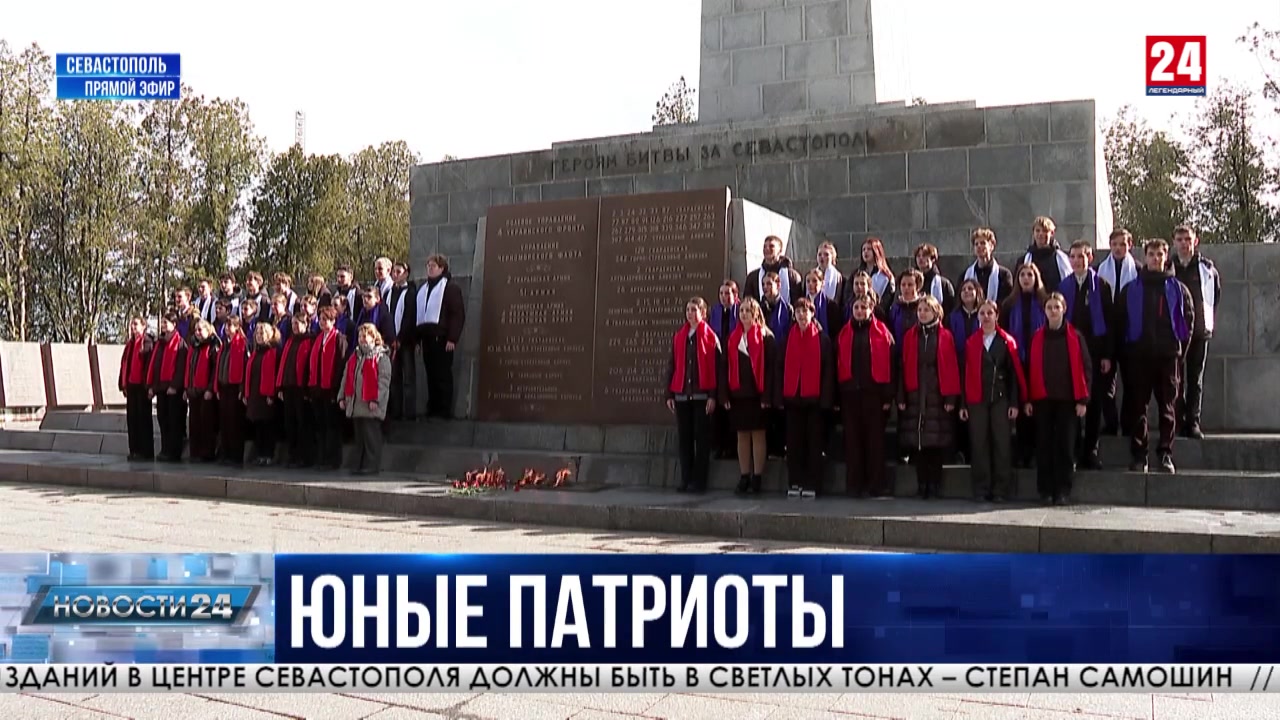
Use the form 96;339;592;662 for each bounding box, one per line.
1150;40;1203;82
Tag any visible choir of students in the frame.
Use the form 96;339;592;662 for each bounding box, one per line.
665;221;1221;502
119;255;462;476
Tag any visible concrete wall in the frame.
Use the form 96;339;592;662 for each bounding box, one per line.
699;0;878;123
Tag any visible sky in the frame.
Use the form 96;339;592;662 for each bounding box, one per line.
4;0;1279;159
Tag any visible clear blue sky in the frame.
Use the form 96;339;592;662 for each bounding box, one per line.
5;0;1277;159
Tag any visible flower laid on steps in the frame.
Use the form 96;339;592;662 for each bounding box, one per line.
448;466;573;495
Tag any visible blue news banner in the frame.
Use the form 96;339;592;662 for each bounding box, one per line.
55;53;181;101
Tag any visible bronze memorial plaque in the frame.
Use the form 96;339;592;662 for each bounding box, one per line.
478;189;729;424
478;199;600;422
594;190;729;424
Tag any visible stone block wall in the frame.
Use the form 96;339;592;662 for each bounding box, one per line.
700;0;877;123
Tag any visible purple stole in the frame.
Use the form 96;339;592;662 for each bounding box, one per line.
948;308;980;363
807;293;830;336
176;314;193;341
1060;270;1107;336
1125;277;1190;344
888;302;915;347
709;302;739;343
764;299;791;348
1007;294;1045;364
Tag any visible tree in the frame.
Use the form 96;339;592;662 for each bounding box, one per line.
652;76;697;126
246;147;352;276
1103;105;1193;242
185;94;265;280
345;141;419;271
1183;85;1280;243
134;89;196;319
1240;23;1280;112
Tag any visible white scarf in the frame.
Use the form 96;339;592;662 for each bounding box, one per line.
1024;248;1071;283
378;278;393;302
964;259;1001;304
1179;256;1217;333
926;272;943;303
417;277;447;325
197;296;215;323
1097;253;1137;301
870;270;890;298
759;262;792;305
284;289;298;316
820;264;841;301
391;284;407;335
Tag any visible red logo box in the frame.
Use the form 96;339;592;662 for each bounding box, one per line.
1146;36;1206;96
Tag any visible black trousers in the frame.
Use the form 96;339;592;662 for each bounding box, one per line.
1014;413;1036;466
156;391;186;460
969;398;1014;499
1101;358;1122;434
420;333;455;419
915;448;945;494
254;411;277;461
710;405;734;457
674;399;712;491
312;395;344;468
354;417;384;473
283;387;314;466
1179;336;1210;427
188;393;219;460
840;389;886;496
217;384;245;465
125;385;154;458
1078;353;1108;460
388;341;417;421
1126;355;1179;458
785;404;825;493
766;408;787;457
1034;400;1077;498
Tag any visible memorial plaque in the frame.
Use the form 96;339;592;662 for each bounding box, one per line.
595;190;730;424
0;342;48;408
90;343;127;406
477;189;730;424
478;199;600;422
44;343;95;407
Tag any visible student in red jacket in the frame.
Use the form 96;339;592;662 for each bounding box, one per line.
147;312;188;463
119;316;155;461
782;296;835;499
309;307;350;471
243;323;280;467
665;297;721;494
1026;292;1092;505
837;294;895;497
960;300;1026;502
278;313;316;468
721;297;778;497
185;320;222;463
897;295;960;499
216;316;250;467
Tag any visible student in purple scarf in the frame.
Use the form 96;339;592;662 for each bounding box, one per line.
888;269;924;348
1113;238;1194;475
1061;240;1116;470
948;279;985;464
1000;262;1048;468
352;287;397;352
759;272;793;458
803;269;835;336
708;280;740;459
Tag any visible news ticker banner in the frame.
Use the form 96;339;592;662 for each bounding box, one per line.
2;552;1280;693
55;54;181;101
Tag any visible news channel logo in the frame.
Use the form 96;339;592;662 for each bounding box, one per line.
55;53;181;101
1145;36;1206;96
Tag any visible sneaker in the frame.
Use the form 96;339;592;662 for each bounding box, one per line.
800;489;817;499
787;486;801;498
1129;458;1148;473
1185;424;1204;440
1158;455;1176;473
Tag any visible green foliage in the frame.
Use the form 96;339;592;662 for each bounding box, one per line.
1104;105;1193;243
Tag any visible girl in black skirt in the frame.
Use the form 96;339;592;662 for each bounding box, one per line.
721;297;778;496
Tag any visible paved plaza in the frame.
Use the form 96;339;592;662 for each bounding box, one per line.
0;484;1273;719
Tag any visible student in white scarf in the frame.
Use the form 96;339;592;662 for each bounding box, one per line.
1170;225;1221;439
1022;216;1072;293
815;241;844;307
856;237;896;305
913;243;956;315
1095;228;1138;434
961;228;1014;306
744;235;803;305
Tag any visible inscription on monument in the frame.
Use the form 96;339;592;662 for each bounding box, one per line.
478;199;599;422
477;189;730;424
0;342;48;408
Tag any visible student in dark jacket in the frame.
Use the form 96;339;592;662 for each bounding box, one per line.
240;272;272;324
721;297;777;497
147;313;187;462
414;253;466;420
309;307;350;470
1171;224;1221;439
857;236;897;306
239;299;260;344
1000;262;1048;467
959;228;1014;306
270;293;293;344
350;287;397;360
307;274;332;309
913;243;957;316
1114;238;1195;474
888;269;923;348
802;269;837;337
119;316;155;461
782;296;835;499
332;265;361;322
842;271;886;325
759;272;792;458
837;295;895;498
184;320;221;463
1020;216;1072;293
216;272;241;318
302;295;321;333
709;280;741;460
960;300;1026;502
243;323;280;467
278;314;316;468
948;279;985;464
386;262;418;422
213;300;231;343
743;235;804;305
216;316;250;467
898;295;960;499
1061;240;1116;469
664;297;721;494
1097;228;1140;435
1026;293;1092;504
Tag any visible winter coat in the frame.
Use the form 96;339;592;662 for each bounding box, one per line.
897;322;958;451
340;343;391;421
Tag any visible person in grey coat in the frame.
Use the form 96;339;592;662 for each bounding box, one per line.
340;323;392;476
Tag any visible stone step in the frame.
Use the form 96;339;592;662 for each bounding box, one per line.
38;410;1280;472
6;427;1280;514
2;448;1279;554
